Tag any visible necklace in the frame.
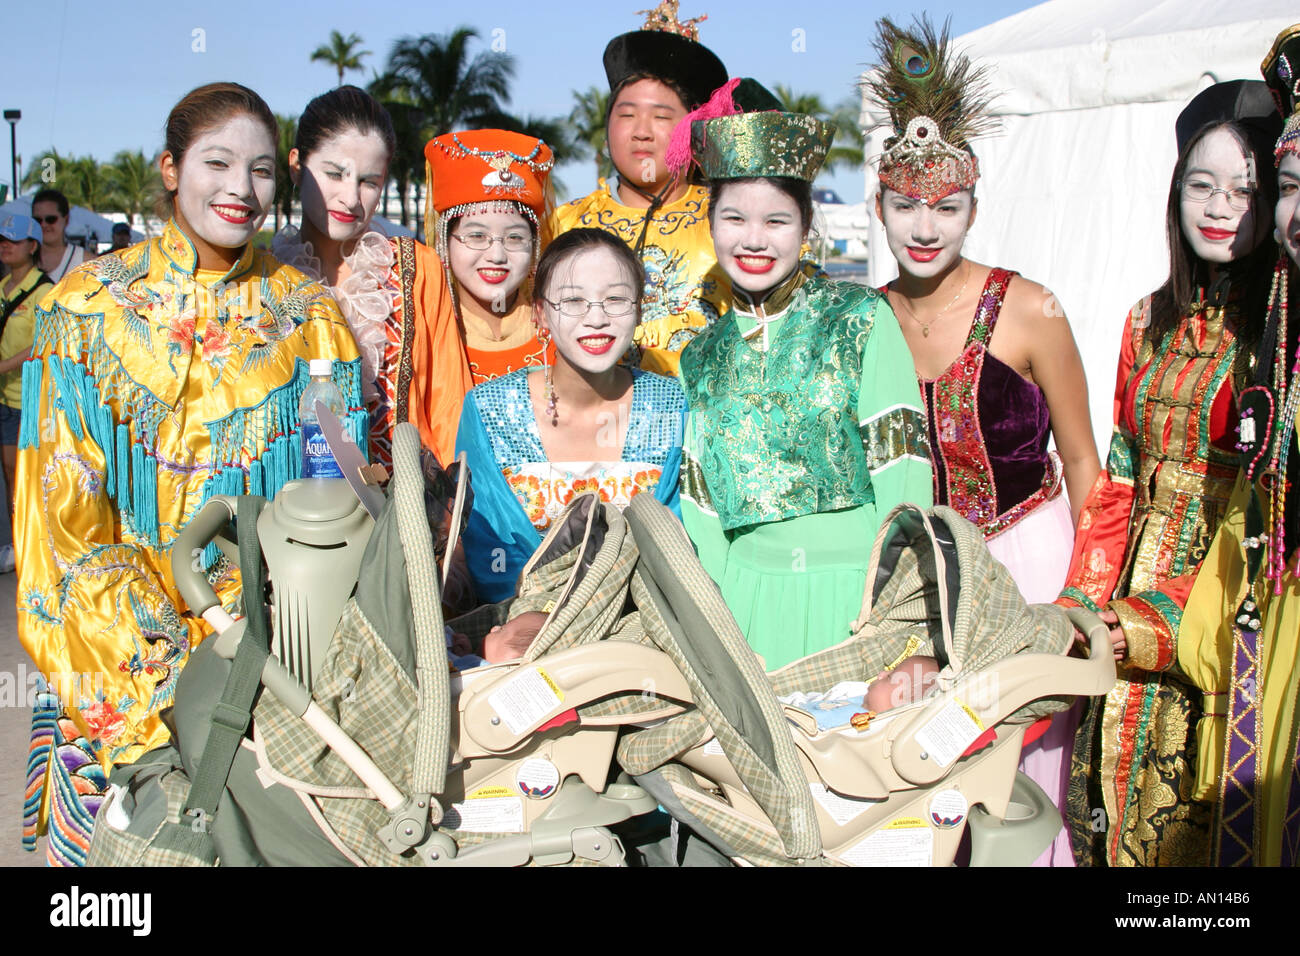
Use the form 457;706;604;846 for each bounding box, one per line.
896;262;970;337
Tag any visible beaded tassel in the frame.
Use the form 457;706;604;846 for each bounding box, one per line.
1265;260;1295;592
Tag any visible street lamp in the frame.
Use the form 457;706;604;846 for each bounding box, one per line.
3;109;20;201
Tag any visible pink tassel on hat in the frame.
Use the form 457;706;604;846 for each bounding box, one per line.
665;77;742;175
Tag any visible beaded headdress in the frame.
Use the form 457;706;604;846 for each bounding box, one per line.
603;3;727;110
864;16;997;205
690;111;835;183
422;129;554;279
1262;22;1300;164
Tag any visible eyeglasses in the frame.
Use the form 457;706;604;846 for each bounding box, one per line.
542;295;637;318
1179;179;1255;211
33;214;61;225
450;231;532;252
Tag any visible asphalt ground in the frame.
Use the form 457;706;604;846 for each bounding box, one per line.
0;570;46;866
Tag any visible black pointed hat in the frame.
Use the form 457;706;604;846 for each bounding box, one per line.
603;5;728;110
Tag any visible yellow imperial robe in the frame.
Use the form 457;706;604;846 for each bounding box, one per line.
16;220;361;865
1179;401;1300;867
549;179;729;375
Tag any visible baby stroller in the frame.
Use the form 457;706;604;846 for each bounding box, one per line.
604;495;1116;866
85;424;690;866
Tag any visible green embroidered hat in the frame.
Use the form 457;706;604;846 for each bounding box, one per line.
690;111;835;182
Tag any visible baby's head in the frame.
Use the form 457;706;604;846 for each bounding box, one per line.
865;655;941;713
482;610;549;663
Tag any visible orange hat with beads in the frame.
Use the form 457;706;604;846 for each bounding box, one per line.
422;129;556;309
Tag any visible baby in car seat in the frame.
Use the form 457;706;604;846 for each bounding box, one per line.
864;655;941;712
446;611;549;669
780;655;942;731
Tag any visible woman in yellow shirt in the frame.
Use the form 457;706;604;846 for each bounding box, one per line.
0;213;51;573
16;82;361;866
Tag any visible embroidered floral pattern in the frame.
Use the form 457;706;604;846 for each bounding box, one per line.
504;463;663;531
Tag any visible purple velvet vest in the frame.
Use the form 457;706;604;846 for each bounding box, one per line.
917;267;1061;537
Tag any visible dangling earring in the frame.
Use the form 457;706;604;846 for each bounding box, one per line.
537;322;558;426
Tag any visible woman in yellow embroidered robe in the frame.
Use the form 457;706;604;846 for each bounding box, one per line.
1178;31;1300;866
16;219;360;865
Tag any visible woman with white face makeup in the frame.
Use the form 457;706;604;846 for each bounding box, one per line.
675;107;932;671
424;129;555;389
865;16;1099;868
1056;81;1282;867
14;82;361;866
1180;24;1300;868
274;86;472;471
454;228;686;602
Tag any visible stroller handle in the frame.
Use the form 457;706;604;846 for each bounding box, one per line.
1061;605;1114;672
171;495;243;622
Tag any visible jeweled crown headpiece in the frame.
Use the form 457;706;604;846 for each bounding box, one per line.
1262;23;1300;165
864;16;997;205
637;0;705;40
691;111;835;183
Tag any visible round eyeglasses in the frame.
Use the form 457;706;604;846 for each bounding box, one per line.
1179;179;1255;212
542;295;637;318
450;231;533;252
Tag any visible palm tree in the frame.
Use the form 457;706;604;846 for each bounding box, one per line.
21;148;70;195
273;113;298;233
567;86;612;182
380;28;516;235
311;31;370;87
105;150;162;234
367;70;422;229
23;151;114;211
773;85;828;117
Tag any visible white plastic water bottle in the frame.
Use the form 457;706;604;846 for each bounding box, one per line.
299;358;345;479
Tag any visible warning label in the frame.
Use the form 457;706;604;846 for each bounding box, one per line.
487;667;564;735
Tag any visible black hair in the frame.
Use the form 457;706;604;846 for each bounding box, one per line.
534;228;645;320
31;188;69;218
295;85;396;165
1149;120;1279;378
707;176;815;233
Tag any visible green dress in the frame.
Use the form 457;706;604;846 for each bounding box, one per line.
679;274;933;669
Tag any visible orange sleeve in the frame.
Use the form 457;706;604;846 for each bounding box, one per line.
405;241;473;467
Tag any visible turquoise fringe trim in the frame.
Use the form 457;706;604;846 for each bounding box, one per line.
130;442;159;546
47;356;85;442
28;346;365;563
347;409;369;450
115;424;131;518
18;360;41;449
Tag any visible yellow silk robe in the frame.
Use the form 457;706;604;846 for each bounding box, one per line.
16;220;361;864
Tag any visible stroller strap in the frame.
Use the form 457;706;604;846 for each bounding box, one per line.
159;495;270;862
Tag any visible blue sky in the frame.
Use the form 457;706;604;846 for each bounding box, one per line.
6;0;1038;204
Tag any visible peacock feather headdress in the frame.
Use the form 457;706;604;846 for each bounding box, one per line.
864;15;997;204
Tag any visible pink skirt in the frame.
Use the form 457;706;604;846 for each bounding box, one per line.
987;490;1078;866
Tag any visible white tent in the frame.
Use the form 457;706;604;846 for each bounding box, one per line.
862;0;1296;451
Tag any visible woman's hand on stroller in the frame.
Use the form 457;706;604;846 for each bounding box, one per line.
1069;608;1126;662
1095;609;1126;661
